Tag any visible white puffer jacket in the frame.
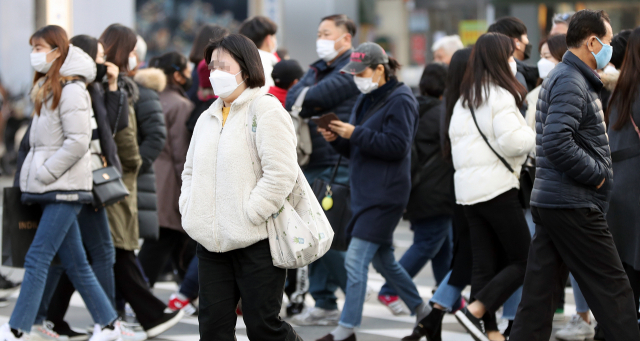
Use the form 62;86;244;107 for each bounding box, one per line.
180;87;298;253
449;85;535;205
20;45;96;195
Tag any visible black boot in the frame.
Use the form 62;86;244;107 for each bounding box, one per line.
402;306;446;341
593;324;605;340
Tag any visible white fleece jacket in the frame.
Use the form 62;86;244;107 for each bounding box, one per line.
179;87;298;253
449;85;535;205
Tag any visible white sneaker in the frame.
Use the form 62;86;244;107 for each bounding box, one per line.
116;322;146;341
555;315;595;341
290;307;340;326
31;322;70;341
89;324;122;341
0;324;27;341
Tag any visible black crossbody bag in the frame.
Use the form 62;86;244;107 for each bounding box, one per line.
469;106;530;208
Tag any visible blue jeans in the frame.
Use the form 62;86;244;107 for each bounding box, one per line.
180;255;199;300
571;274;589;313
430;271;465;311
9;203;117;332
379;216;452;297
432;230;453;285
34;205;116;324
340;237;423;328
304;164;349;310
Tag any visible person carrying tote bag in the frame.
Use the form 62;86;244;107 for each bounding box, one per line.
179;33;304;341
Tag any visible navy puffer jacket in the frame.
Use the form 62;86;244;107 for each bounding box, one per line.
531;51;612;213
285;50;360;169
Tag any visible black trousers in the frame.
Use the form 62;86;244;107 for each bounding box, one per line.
197;240;302;341
138;227;196;287
511;207;640;341
114;248;167;329
623;262;640;319
464;189;530;331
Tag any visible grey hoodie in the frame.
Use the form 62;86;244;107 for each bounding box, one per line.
20;45;97;201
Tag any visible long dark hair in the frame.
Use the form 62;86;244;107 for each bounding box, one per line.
367;57;401;82
607;26;640;130
30;25;70;116
460;33;526;109
189;24;229;64
442;47;473;159
149;51;188;86
70;35;98;60
99;24;137;71
547;34;568;62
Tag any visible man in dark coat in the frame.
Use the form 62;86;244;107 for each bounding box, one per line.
285;14;360;325
510;10;640;341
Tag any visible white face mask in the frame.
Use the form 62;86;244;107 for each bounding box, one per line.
537;58;556;79
509;60;518;77
354;71;381;94
128;56;138;71
30;48;58;74
209;70;244;99
316;34;346;62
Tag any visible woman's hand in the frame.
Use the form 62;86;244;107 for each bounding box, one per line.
329;121;355;140
318;127;338;142
105;62;119;92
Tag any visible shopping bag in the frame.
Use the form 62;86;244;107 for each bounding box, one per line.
2;187;42;268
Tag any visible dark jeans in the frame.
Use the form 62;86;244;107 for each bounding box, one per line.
197;240;301;341
180;255;199;300
623;262;640;319
511;207;640;341
379;215;452;297
114;248;167;330
464;189;530;327
138;227;195;288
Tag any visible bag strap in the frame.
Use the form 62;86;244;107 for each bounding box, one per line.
611;116;640;162
631;116;640;141
469;105;520;179
245;93;278;181
290;87;309;118
112;90;125;138
327;156;342;184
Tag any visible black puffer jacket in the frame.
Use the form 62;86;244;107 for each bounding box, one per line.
285;50;360;169
531;51;612;213
404;95;453;221
133;69;167;238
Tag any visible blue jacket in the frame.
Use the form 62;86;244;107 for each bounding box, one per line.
285;50;360;169
531;51;612;213
331;79;419;245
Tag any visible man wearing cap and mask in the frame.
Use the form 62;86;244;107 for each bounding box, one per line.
488;17;539;92
285;13;360;326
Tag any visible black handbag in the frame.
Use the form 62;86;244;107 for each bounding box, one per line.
311;156;352;251
469;106;531;208
2;187;42;268
92;164;129;207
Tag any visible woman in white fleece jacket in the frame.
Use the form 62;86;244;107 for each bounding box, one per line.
449;33;535;341
179;34;302;341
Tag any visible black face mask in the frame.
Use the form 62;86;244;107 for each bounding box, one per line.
95;63;107;82
523;43;532;60
181;76;193;92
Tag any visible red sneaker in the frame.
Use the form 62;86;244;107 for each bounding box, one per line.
168;293;190;311
378;295;409;315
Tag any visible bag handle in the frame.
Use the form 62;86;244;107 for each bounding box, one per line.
469;105;520;180
291;87;309;118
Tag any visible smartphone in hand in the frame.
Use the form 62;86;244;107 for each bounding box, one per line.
311;113;340;130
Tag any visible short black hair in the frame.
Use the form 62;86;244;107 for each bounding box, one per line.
149;51;189;84
238;16;277;48
487;17;528;40
419;63;448;98
321;14;357;37
272;59;304;89
204;34;265;89
610;29;632;69
565;9;610;49
70;35;98;60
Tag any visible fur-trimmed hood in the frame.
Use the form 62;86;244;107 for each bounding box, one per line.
133;68;167;93
601;69;620;92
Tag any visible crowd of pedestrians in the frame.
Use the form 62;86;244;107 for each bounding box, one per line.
2;6;640;341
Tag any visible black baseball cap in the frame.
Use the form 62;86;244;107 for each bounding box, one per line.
272;59;304;89
340;42;389;75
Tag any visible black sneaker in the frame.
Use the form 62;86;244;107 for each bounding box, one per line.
403;306;445;341
503;319;514;338
454;307;489;341
0;275;20;299
594;324;605;340
52;321;89;341
145;310;184;338
286;302;305;317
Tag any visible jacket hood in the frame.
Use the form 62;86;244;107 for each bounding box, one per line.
133;68;167;92
59;45;96;83
600;69;620;92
